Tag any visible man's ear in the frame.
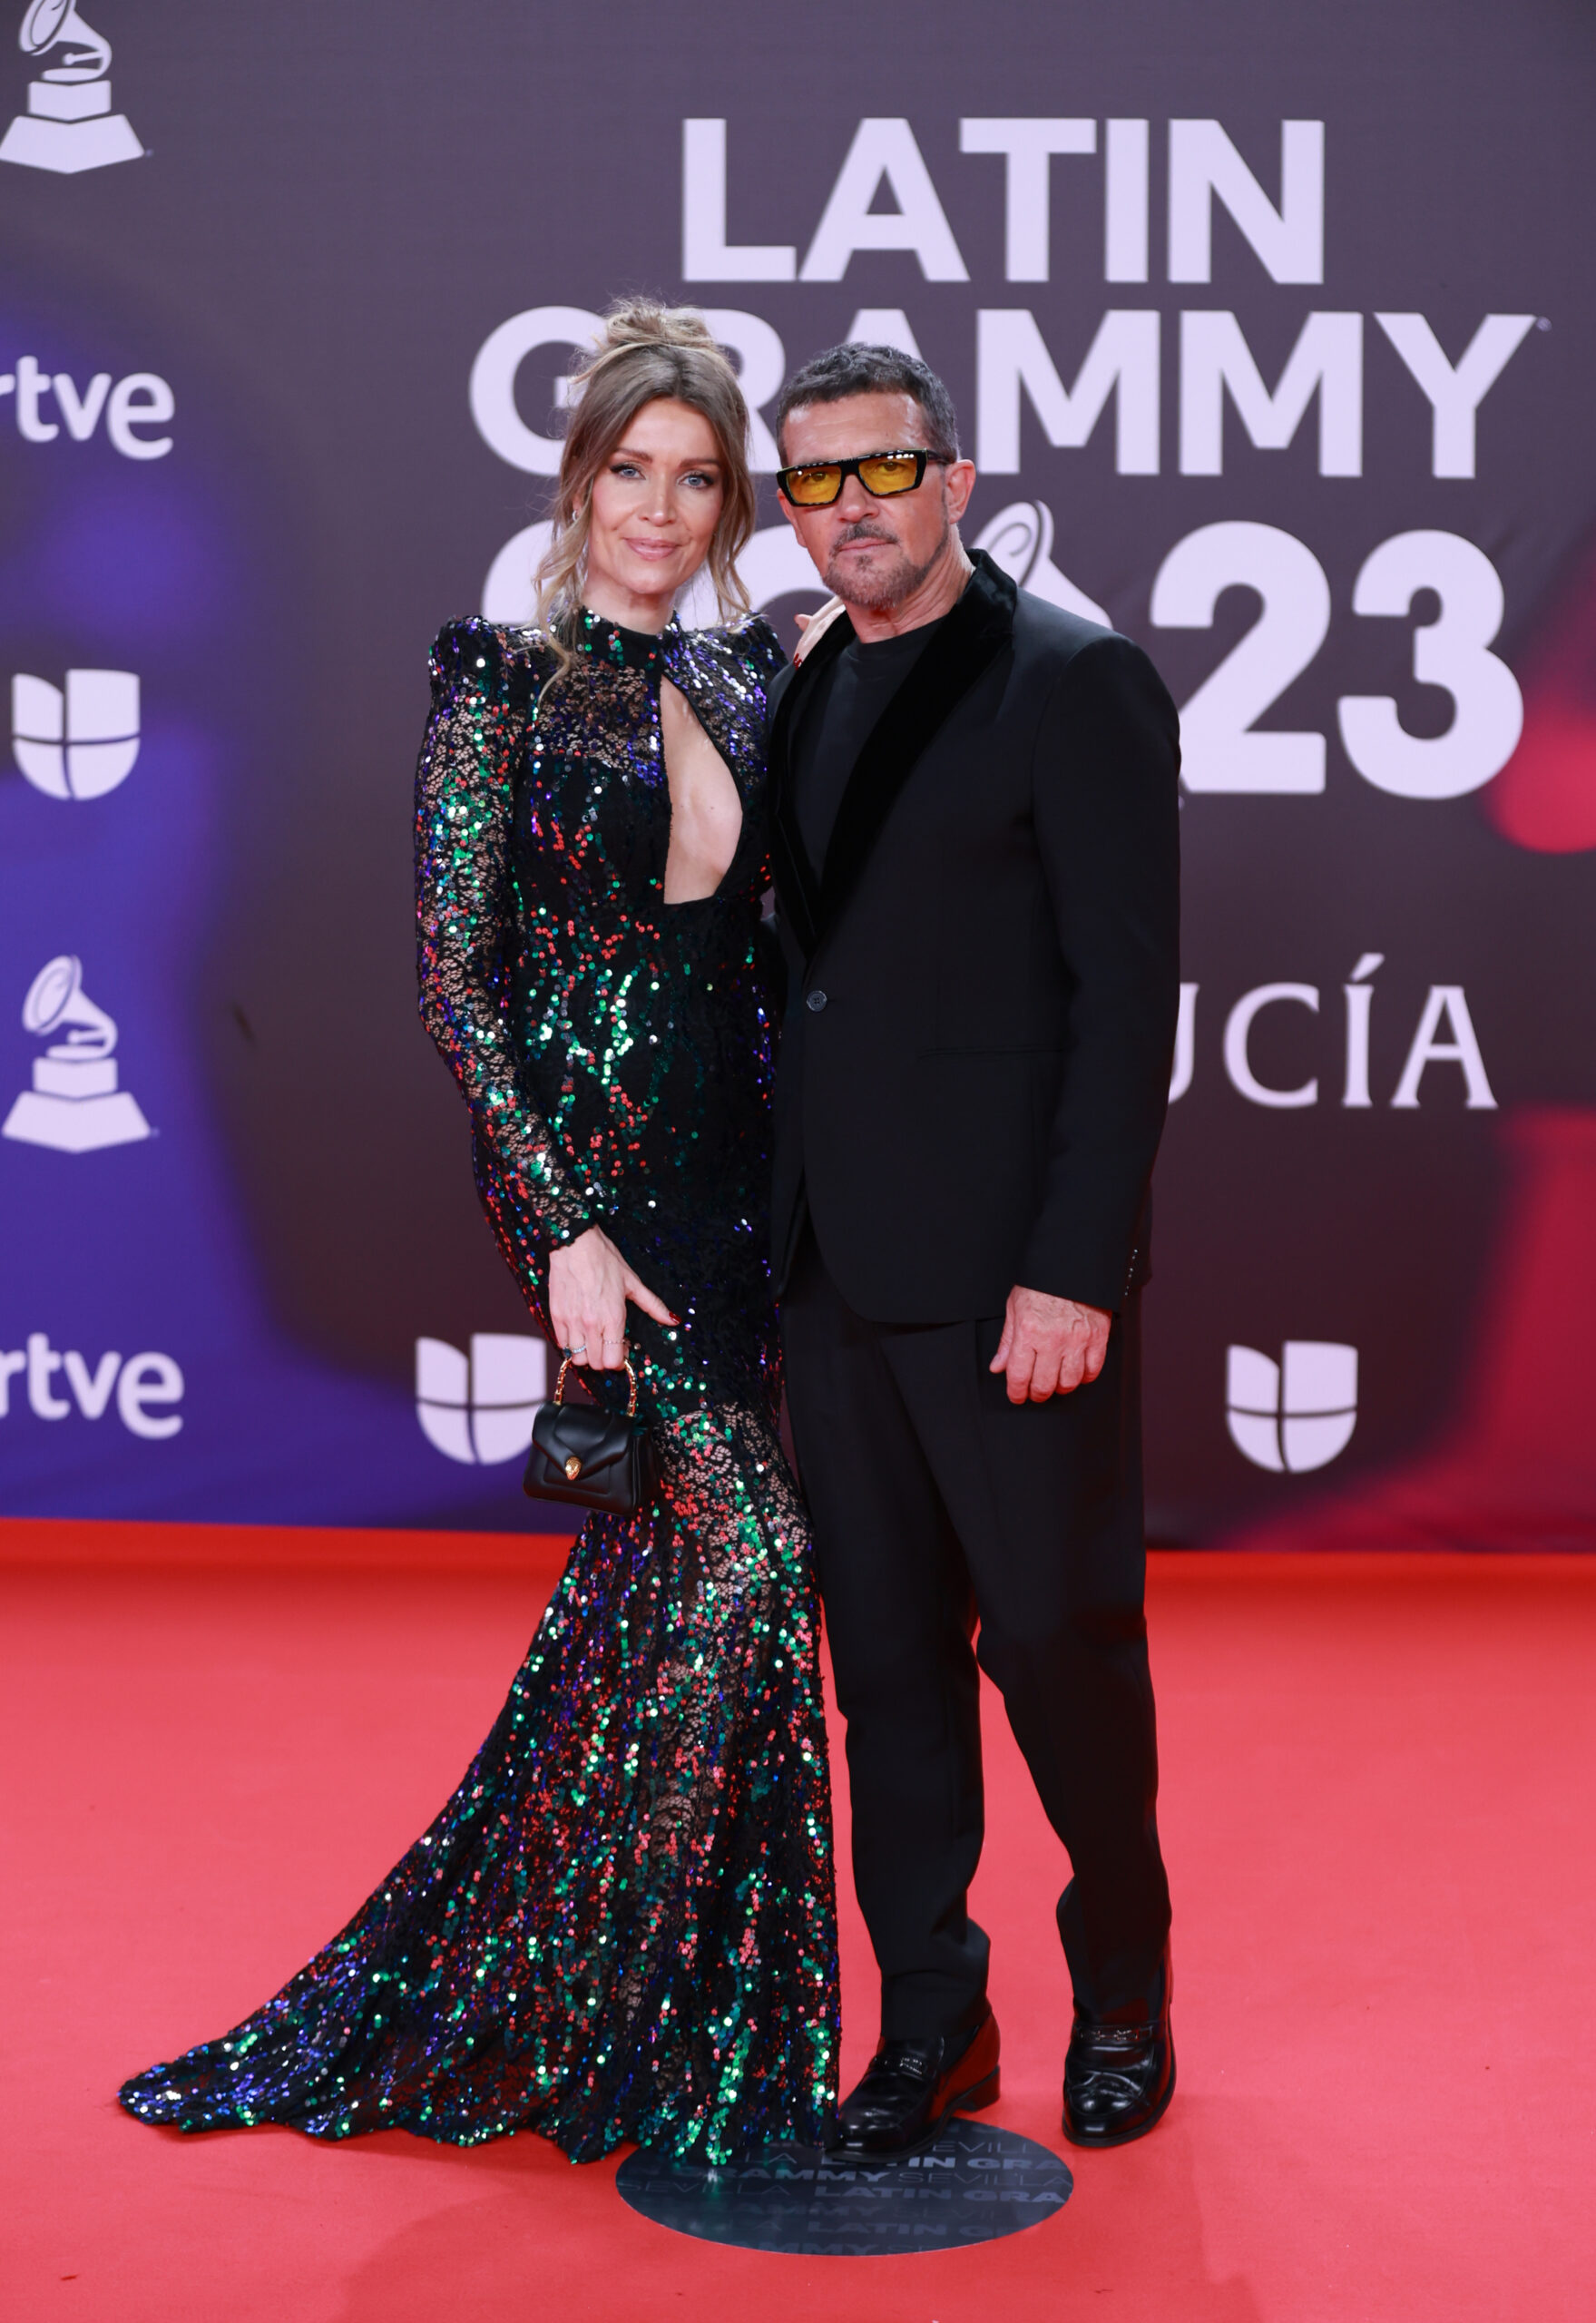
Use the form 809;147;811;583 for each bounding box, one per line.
945;459;977;524
778;493;805;538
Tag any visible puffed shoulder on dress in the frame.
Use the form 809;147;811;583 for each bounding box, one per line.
427;615;557;706
713;608;788;679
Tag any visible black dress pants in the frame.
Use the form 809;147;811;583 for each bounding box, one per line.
781;1223;1170;2043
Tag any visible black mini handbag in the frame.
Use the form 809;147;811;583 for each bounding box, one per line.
523;1357;658;1516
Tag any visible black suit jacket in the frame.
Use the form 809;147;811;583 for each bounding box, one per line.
767;548;1180;1324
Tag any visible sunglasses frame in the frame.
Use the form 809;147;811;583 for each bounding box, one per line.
775;447;950;508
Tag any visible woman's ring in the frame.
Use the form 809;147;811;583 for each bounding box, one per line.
566;1342;588;1356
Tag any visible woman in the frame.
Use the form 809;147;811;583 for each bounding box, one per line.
119;301;839;2164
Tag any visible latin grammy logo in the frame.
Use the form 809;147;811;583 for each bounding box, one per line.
0;0;142;175
2;955;152;1152
973;502;1109;625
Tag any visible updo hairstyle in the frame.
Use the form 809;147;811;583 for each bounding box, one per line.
533;298;757;648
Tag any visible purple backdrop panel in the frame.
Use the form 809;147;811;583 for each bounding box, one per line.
2;0;1593;1541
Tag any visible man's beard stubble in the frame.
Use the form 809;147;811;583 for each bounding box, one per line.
822;507;951;612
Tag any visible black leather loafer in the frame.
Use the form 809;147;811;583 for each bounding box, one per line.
1062;2001;1175;2149
828;2006;1001;2160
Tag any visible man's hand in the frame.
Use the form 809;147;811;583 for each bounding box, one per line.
991;1287;1111;1404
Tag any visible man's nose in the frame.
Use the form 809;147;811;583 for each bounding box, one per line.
832;475;876;522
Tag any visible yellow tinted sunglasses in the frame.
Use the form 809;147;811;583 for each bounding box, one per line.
776;448;949;508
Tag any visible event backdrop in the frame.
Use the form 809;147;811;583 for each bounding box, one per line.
2;0;1593;1542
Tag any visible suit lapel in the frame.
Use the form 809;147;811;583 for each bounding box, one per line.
767;608;853;963
769;551;1017;965
818;552;1014;948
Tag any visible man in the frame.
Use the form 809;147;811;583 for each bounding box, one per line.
766;344;1181;2157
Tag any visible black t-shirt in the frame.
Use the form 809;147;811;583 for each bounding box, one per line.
789;616;945;875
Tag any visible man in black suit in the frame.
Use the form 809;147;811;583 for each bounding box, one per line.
766;344;1181;2157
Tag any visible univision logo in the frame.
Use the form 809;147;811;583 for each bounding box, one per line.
1227;1341;1357;1473
12;671;139;799
416;1334;549;1465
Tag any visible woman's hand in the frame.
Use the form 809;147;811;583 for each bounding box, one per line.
793;595;847;665
548;1227;678;1370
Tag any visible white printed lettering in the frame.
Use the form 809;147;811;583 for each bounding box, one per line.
1342;954;1384;1108
1223;984;1320;1107
64;1349;121;1418
1149;522;1331;793
1180;310;1362;476
1391;988;1496;1110
1375;313;1535;479
105;373;174;459
52;371;112;440
1168;120;1324;284
1105;120;1150;283
27;1331;72;1419
116;1352;186;1440
958;118;1095;283
1338;532;1523;800
15;353;57;440
801;119;968;283
1170;984;1198;1102
976;309;1159;475
681;120;797;282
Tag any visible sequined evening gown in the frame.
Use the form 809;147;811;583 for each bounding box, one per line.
118;608;839;2164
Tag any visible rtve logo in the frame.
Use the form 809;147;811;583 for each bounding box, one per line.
0;358;173;457
0;2;142;174
0;1333;183;1437
1169;958;1495;1110
1227;1341;1357;1473
416;1334;550;1465
12;670;139;799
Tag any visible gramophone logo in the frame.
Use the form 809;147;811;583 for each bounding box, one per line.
12;671;139;799
416;1333;549;1465
0;1;142;174
973;501;1109;624
2;956;152;1152
1227;1340;1358;1474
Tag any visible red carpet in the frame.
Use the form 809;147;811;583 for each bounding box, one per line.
3;1526;1593;2320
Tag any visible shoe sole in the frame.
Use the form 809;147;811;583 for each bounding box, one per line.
1061;2045;1177;2151
949;2064;1001;2122
828;2064;1002;2163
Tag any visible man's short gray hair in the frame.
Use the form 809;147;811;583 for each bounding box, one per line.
774;343;961;464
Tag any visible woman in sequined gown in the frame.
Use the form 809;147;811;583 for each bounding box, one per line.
119;303;839;2165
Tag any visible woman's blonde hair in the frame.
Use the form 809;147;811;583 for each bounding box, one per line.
533;299;757;656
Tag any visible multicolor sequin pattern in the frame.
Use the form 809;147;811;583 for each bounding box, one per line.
118;608;839;2163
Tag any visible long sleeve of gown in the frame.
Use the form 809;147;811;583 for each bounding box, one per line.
415;618;599;1300
119;605;838;2167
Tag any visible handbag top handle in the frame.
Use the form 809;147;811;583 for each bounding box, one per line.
552;1354;640;1417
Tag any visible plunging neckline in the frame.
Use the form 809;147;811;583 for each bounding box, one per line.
569;606;748;909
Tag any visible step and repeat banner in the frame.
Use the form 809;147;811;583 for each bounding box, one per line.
3;1;1594;1541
